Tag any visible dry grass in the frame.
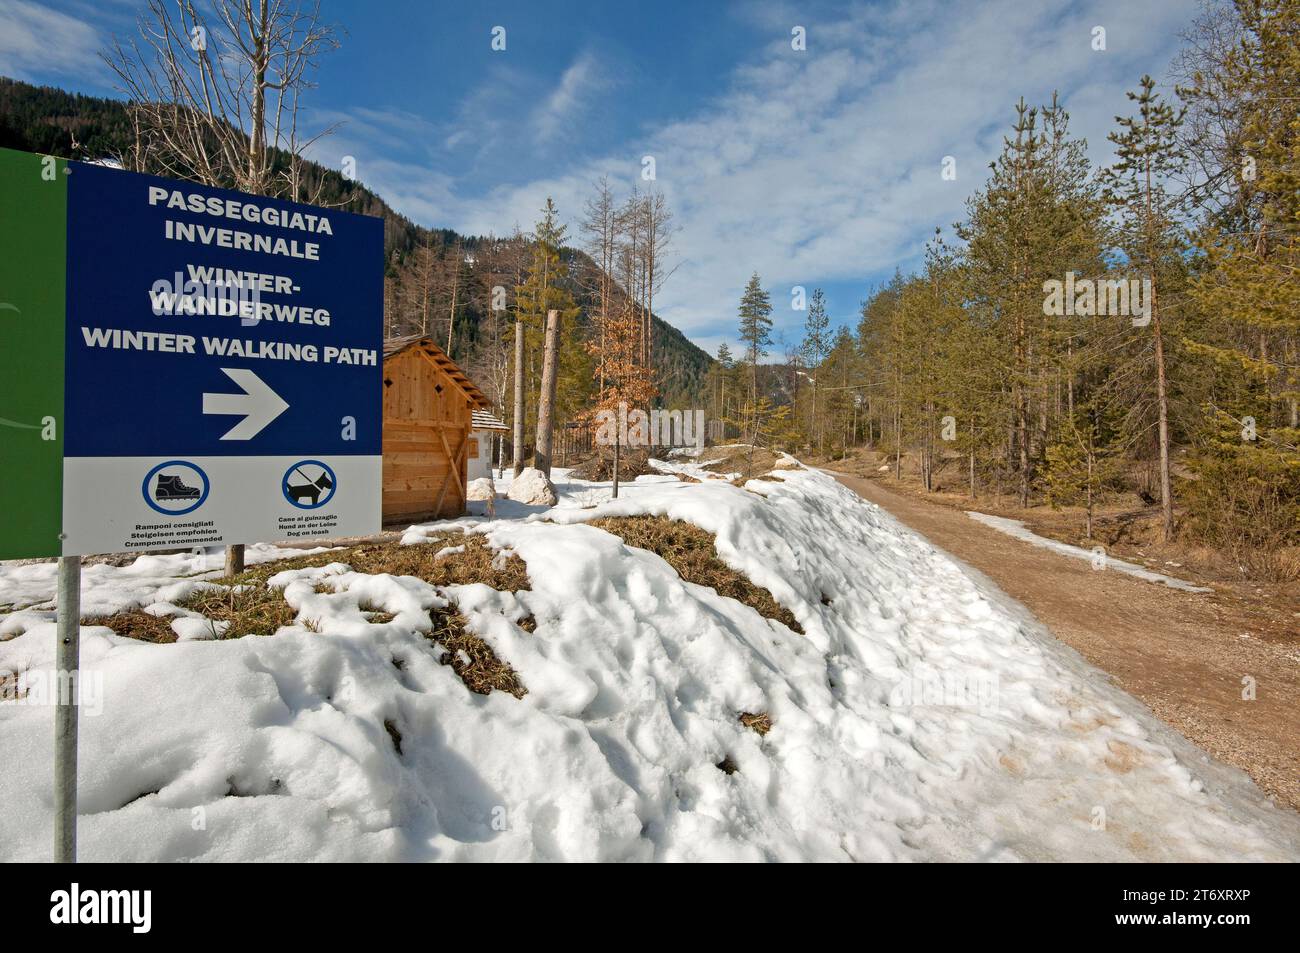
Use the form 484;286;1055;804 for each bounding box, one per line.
427;606;527;698
221;551;346;587
345;535;530;591
81;537;533;678
592;515;803;634
225;535;530;593
739;711;772;735
176;585;299;640
84;608;180;644
87;585;305;643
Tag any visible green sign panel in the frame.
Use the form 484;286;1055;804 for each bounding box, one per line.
0;148;66;559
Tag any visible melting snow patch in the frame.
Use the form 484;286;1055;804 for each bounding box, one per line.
966;512;1213;593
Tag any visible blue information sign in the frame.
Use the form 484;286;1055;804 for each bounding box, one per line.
59;162;383;555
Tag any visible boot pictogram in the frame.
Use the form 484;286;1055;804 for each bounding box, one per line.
155;473;201;501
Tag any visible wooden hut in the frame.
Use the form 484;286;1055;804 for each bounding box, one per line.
382;334;492;522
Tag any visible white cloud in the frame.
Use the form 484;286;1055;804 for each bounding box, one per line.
0;0;103;82
315;0;1194;352
532;51;603;144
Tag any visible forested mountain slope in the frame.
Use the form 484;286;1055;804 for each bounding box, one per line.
0;77;711;406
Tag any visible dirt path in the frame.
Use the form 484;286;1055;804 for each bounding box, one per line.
831;471;1300;813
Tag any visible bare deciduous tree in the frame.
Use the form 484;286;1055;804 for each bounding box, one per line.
103;0;340;203
103;0;341;575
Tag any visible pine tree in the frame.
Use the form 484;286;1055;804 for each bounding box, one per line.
710;342;736;440
957;96;1106;504
800;288;830;451
737;273;773;444
1181;0;1300;556
1045;402;1122;539
1099;75;1187;541
819;327;862;457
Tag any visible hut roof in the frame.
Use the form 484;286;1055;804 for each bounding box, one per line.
383;334;491;409
471;409;509;432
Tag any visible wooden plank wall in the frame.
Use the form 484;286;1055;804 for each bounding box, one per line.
382;348;471;521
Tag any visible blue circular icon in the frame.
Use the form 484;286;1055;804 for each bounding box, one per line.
143;461;210;516
283;460;337;509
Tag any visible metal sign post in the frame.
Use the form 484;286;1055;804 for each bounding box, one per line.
54;554;80;863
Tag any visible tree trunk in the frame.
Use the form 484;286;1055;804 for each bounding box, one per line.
1143;150;1174;543
446;257;459;355
812;379;819;454
1152;302;1174;541
612;430;621;500
1017;397;1030;508
534;309;561;476
247;2;269;192
512;318;525;476
225;544;244;577
893;388;901;480
1086;444;1094;540
969;417;976;499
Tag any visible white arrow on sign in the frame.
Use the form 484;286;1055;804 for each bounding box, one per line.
202;367;289;440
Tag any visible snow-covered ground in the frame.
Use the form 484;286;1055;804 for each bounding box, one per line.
1;458;1296;861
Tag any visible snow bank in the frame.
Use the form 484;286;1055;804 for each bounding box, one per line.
1;466;1294;862
966;512;1213;593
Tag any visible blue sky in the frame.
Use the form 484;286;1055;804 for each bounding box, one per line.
1;0;1197;357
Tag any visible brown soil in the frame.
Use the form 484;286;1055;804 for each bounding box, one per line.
830;468;1300;812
